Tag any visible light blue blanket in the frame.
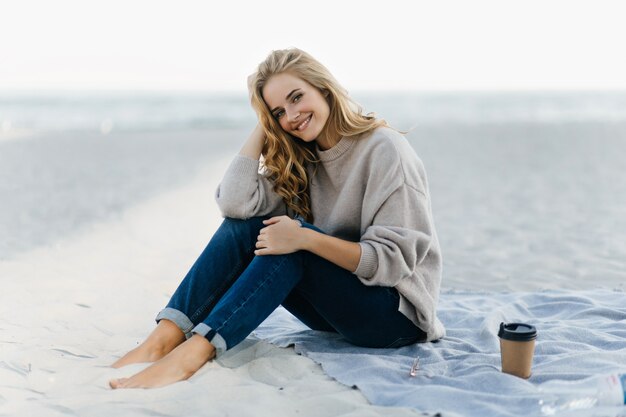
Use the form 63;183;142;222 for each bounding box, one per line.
254;289;626;417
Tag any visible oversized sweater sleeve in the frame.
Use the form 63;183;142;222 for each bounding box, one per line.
214;154;286;219
353;137;435;287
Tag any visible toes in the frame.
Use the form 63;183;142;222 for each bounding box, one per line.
109;377;129;389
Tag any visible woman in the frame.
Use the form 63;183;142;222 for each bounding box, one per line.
109;47;445;389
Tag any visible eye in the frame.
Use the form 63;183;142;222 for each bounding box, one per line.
273;93;302;119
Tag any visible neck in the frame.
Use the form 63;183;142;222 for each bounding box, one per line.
316;130;340;151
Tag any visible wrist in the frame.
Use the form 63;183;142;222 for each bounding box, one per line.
300;227;318;252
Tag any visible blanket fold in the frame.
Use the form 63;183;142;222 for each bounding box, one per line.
254;289;626;417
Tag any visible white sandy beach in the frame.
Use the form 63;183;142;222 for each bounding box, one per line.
0;158;421;417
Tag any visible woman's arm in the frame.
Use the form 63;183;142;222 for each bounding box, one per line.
239;122;265;160
254;216;361;272
242;73;265;160
214;124;284;219
301;228;361;272
216;73;283;218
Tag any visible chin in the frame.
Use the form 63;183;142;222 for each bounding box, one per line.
299;135;316;143
289;132;312;143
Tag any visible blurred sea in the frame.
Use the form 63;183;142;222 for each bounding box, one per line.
1;91;626;290
3;91;626;134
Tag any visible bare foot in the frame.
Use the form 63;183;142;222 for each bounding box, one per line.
109;335;216;389
111;319;186;368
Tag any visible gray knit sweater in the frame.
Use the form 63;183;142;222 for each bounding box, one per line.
215;126;445;341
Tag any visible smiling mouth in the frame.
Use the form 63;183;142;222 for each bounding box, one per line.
296;114;312;131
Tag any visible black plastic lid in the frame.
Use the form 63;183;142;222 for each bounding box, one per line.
498;322;537;341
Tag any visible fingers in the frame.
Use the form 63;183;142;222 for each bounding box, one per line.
256;216;291;255
255;233;272;256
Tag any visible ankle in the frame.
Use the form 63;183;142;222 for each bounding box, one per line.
141;341;169;359
184;335;217;364
145;320;186;349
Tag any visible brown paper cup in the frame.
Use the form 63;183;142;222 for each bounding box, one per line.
498;322;537;379
499;338;535;378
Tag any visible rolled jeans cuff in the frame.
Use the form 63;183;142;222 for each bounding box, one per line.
155;308;195;339
192;323;228;357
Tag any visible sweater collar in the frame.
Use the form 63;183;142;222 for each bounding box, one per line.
316;135;354;162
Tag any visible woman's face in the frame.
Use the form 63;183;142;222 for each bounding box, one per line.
262;72;331;146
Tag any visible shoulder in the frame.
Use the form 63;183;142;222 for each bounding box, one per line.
356;126;417;162
355;127;427;192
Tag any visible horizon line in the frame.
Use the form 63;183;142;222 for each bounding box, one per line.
3;87;626;96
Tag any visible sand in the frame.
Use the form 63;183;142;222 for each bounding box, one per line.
2;121;625;416
0;159;421;417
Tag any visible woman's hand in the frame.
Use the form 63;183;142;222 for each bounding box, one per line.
255;216;306;256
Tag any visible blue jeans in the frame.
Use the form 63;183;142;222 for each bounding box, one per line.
156;217;426;356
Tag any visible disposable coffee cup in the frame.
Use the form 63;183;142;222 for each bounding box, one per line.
498;322;537;379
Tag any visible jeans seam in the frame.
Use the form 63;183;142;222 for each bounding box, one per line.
188;257;245;323
214;255;289;334
186;218;261;322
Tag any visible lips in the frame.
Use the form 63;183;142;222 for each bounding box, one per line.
296;114;312;131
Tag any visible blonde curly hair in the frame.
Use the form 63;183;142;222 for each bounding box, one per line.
249;47;398;222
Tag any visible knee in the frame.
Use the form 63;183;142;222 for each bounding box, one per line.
221;216;266;232
223;216;266;224
215;217;267;243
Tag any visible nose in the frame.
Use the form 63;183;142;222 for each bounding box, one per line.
286;106;300;123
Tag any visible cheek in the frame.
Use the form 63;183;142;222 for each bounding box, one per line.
316;98;330;117
279;119;290;131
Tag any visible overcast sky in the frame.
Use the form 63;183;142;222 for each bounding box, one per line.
1;0;625;92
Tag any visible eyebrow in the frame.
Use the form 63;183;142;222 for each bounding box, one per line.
270;89;300;114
